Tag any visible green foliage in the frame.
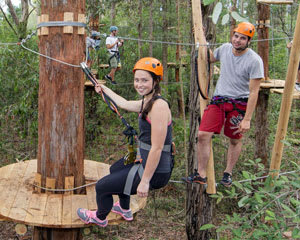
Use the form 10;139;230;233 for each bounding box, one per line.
212;159;300;239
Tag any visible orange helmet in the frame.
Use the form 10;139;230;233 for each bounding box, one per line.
234;22;255;38
133;57;163;81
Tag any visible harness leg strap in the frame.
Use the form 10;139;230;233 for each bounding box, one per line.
123;164;144;196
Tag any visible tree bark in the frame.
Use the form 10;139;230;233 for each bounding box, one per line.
162;0;168;83
138;0;143;59
185;1;216;239
148;0;153;57
256;4;270;168
36;0;85;238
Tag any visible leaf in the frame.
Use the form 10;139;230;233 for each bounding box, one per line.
200;224;215;230
212;2;222;24
265;216;275;221
266;210;275;218
203;0;217;6
238;196;249;208
221;13;230;25
242;171;250;179
231;11;248;22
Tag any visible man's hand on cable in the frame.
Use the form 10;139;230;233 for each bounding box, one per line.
137;180;149;198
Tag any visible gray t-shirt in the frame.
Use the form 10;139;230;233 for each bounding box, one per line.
213;43;264;98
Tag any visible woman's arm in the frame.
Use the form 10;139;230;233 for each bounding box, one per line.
95;83;142;113
137;99;171;197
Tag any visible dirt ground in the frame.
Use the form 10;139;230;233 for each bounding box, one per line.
0;189;187;240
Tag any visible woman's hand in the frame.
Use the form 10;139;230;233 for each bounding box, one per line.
137;180;150;198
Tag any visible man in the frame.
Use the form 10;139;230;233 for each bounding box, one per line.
287;40;300;92
183;22;264;187
86;31;101;68
105;26;124;85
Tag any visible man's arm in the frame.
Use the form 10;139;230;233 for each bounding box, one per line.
238;78;262;133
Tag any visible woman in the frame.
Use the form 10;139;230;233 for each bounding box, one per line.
77;57;173;227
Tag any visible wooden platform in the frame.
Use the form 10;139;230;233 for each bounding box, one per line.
256;0;293;4
0;160;147;228
260;79;285;89
270;88;300;99
84;80;106;88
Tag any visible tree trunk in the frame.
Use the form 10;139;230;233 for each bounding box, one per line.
256;4;270;168
36;0;85;238
138;0;143;59
148;1;153;57
186;45;216;240
185;1;216;239
255;89;270;167
162;0;168;84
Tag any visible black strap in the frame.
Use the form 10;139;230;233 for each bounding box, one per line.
194;49;210;100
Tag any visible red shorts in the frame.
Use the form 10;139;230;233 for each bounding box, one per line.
199;102;247;139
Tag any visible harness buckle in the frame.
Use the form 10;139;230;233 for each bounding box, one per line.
134;155;143;164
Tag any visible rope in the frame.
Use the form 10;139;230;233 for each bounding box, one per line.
30;169;299;192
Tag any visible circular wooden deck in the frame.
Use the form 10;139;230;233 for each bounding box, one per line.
0;160;147;228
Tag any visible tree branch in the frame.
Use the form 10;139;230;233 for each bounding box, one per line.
0;5;19;37
5;0;20;25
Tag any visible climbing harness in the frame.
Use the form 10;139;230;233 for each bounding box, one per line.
80;62;138;162
108;50;121;67
210;96;248;116
194;44;211;100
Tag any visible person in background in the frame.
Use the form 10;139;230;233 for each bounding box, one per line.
287;40;300;92
105;26;124;85
86;31;101;68
182;22;264;187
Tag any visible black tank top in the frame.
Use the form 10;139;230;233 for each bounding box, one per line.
138;98;172;173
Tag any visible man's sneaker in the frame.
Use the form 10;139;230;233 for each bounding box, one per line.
105;74;117;85
295;83;300;92
220;172;232;187
77;208;108;227
111;201;133;221
181;169;207;184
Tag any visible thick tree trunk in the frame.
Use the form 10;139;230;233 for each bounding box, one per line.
256;4;270;168
186;47;216;240
255;90;270;167
36;0;85;238
185;1;216;239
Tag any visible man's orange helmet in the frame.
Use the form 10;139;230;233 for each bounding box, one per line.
234;22;255;39
133;57;163;81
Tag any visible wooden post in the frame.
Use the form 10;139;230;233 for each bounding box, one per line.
36;0;85;239
255;4;270;168
269;6;300;176
192;0;216;194
185;1;216;240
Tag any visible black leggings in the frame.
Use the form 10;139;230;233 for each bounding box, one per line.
95;158;171;220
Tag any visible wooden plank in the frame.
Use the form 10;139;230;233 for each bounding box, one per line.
8;160;37;222
86;185;97;211
97;162;110;179
260;79;285;89
46;177;56;194
63;12;74;34
42;194;63;227
270;88;300;99
24;193;48;226
256;0;293;4
84;160;99;181
78;14;85;35
62;194;72;227
71;194;88;227
64;176;74;195
41;14;49;35
0;162;29;217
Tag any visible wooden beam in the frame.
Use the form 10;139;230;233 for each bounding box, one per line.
270;5;300;176
192;0;216;194
256;0;293;4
